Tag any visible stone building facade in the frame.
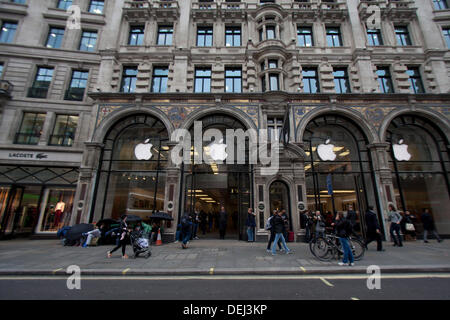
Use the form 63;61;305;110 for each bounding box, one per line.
0;0;449;241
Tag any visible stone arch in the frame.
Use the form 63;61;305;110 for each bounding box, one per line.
179;106;258;132
296;107;379;144
92;106;175;144
379;107;450;142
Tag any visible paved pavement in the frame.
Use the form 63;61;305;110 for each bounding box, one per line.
0;238;449;275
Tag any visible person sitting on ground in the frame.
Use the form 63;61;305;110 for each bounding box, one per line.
82;224;103;247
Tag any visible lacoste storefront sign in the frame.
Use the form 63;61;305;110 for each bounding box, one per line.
0;150;82;162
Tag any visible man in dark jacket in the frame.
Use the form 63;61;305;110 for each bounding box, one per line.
421;209;442;243
270;211;292;255
364;206;384;251
346;205;357;234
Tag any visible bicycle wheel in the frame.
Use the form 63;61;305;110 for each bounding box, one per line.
350;238;365;261
310;237;333;261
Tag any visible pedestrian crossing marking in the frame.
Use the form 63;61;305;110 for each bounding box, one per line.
319;277;334;287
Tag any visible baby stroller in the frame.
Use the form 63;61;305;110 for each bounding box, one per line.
130;227;152;259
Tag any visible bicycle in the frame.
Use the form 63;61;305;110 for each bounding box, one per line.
309;232;365;262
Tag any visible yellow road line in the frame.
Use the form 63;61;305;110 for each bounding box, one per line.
300;267;306;273
209;268;214;275
351;297;360;300
52;268;62;274
320;277;334;287
122;268;130;275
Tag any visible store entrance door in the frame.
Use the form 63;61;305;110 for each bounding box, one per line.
184;169;251;241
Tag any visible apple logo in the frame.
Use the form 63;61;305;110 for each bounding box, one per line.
208;139;228;162
317;139;336;161
134;139;153;161
393;139;411;161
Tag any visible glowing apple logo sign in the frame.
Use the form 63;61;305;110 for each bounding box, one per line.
393;139;411;161
317;139;336;161
208;139;228;162
134;139;153;161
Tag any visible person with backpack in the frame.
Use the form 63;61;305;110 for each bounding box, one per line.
270;210;292;255
266;210;282;253
180;213;193;249
334;211;354;266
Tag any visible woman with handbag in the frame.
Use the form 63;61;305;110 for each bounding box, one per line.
403;210;417;241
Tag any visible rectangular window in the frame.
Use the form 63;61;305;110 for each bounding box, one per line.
28;67;53;98
225;67;242;93
121;67;138;93
65;70;88;101
79;30;97;51
297;26;313;47
0;21;18;43
129;25;145;46
266;26;276;40
376;67;394;93
406;67;425;93
433;0;448;10
333;68;350;93
57;0;72;10
46;27;65;49
157;26;173;45
326;27;342;47
194;67;211;93
267;117;283;142
225;26;241;47
89;0;104;14
302;67;319;93
49;114;79;147
197;27;213;46
268;60;278;69
443;27;450;49
269;73;279;91
0;63;3;78
151;66;169;93
367;28;383;46
395;26;412;46
15;112;46;145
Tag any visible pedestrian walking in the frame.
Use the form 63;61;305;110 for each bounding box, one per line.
421;209;443;243
402;210;417;241
246;208;256;242
271;210;292;255
266;210;282;252
334;212;354;266
107;215;130;259
313;211;326;239
219;206;228;239
364;206;384;251
191;209;200;240
281;209;290;242
180;213;193;249
388;204;403;247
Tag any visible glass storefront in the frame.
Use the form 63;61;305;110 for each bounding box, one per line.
0;165;79;236
182;114;252;240
92;114;169;222
304;114;380;236
388;115;450;235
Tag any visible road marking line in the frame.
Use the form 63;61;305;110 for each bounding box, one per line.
52;268;62;274
351;297;360;300
300;267;306;273
320;277;334;287
122;268;130;275
209;268;214;275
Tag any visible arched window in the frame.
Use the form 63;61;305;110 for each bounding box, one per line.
387;115;450;235
92;114;169;221
304;114;380;237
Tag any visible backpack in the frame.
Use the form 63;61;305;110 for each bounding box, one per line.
265;216;273;230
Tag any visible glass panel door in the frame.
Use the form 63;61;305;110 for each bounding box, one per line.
38;188;75;232
2;187;24;234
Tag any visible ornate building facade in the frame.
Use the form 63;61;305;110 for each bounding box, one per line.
0;0;449;241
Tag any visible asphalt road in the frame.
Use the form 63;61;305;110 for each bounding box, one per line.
0;274;449;300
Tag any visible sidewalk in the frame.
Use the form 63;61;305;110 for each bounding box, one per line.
0;238;449;276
